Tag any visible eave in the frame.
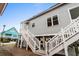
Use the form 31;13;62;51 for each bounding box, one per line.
0;3;7;15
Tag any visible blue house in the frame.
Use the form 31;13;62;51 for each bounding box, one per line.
0;27;20;42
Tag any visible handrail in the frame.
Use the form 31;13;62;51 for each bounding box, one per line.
27;29;40;47
46;18;79;55
64;17;79;30
21;28;36;52
22;27;40;51
48;34;58;42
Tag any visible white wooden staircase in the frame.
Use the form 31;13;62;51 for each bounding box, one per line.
20;27;46;55
20;17;79;56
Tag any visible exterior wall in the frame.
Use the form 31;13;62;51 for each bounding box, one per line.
24;3;79;35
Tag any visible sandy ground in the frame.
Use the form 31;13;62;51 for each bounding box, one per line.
8;46;39;56
0;46;13;56
0;46;39;56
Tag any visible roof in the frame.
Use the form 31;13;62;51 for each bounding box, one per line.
0;3;7;15
22;3;67;24
0;27;20;35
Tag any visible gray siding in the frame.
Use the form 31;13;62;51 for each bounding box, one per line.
25;4;79;35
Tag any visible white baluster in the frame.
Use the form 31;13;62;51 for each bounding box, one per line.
45;42;49;55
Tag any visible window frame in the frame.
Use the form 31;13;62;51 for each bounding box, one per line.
47;17;52;27
52;15;59;26
68;5;79;22
5;33;12;36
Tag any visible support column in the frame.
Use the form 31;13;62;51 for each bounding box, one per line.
61;28;68;56
17;40;19;47
25;41;28;50
26;45;28;50
74;45;78;56
20;37;23;48
39;41;41;50
43;36;45;50
64;43;68;56
45;42;49;56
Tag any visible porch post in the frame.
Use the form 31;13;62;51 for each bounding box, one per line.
20;37;23;48
45;42;49;55
64;44;68;56
43;36;45;50
25;41;28;50
26;44;28;50
61;28;68;56
17;40;19;47
39;41;41;50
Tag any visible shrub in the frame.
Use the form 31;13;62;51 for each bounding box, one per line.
1;38;10;43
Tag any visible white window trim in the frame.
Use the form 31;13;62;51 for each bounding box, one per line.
52;15;59;26
47;17;52;27
68;4;79;23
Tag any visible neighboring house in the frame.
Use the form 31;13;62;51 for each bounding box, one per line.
0;3;7;15
0;27;20;42
19;3;79;56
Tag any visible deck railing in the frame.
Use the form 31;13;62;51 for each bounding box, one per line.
46;33;63;53
21;24;41;52
21;28;36;52
27;29;40;48
63;19;79;41
45;17;79;55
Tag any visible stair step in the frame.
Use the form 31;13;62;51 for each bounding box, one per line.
35;50;46;55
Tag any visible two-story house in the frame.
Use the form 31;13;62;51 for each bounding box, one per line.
19;3;79;56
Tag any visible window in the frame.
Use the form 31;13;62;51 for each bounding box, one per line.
32;23;35;27
70;6;79;19
5;34;12;36
47;17;52;27
53;15;59;25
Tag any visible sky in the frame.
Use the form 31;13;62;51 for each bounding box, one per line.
0;3;55;32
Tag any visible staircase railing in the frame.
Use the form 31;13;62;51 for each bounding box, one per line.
45;17;79;55
27;29;40;49
45;33;63;55
21;28;36;52
21;25;41;51
62;19;79;41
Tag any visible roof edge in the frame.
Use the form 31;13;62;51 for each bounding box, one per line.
0;3;8;16
22;3;67;24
